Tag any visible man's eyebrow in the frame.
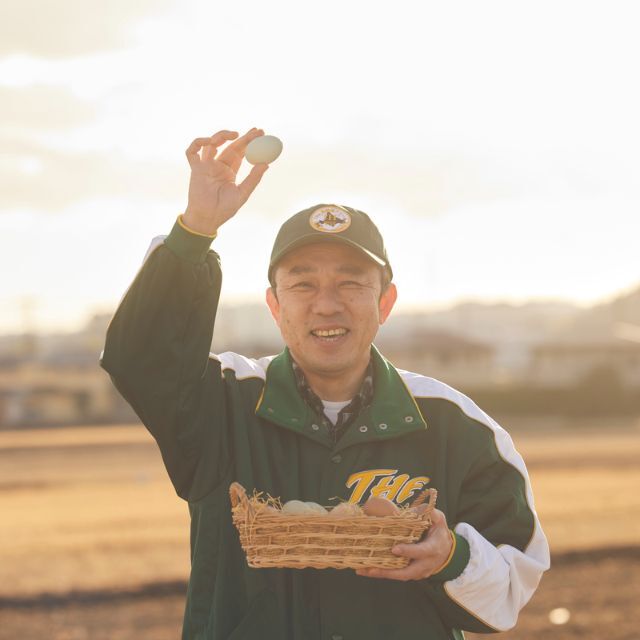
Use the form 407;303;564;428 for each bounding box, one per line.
285;264;368;276
286;265;314;275
336;265;367;275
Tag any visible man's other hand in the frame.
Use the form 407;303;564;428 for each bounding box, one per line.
355;510;455;581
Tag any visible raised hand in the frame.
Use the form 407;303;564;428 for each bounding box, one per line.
183;128;269;236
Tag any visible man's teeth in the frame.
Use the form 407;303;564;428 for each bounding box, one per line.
312;329;347;337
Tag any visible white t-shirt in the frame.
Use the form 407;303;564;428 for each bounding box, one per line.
321;399;351;425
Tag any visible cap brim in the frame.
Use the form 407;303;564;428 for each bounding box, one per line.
270;233;387;273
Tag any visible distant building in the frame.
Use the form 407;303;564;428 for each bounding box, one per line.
0;362;135;428
528;341;640;389
2;300;639;426
379;330;496;388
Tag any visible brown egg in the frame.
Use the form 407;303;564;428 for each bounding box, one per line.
362;496;400;517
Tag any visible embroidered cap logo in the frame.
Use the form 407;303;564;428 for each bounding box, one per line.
308;206;352;233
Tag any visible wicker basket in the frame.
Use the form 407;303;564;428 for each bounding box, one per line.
229;482;437;570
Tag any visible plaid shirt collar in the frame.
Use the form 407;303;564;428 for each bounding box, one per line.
291;357;374;444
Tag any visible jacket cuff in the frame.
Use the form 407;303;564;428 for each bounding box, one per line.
164;215;216;264
428;531;470;583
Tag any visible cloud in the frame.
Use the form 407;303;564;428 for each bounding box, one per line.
0;85;182;212
243;148;519;220
0;85;96;130
1;0;173;58
0;135;185;212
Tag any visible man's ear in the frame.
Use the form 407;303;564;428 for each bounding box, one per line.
265;287;281;326
378;283;397;325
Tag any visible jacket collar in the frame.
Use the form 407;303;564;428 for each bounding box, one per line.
255;345;427;451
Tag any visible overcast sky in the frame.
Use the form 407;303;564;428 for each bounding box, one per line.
1;0;639;333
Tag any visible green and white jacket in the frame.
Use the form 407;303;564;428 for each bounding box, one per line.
100;219;550;640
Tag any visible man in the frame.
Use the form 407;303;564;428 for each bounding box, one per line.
101;127;549;640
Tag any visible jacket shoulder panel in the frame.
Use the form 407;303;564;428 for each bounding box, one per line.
397;368;538;526
398;368;505;436
143;235;167;263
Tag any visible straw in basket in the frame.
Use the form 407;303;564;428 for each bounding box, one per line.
229;482;437;570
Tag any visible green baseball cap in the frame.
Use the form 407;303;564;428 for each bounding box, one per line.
268;204;392;285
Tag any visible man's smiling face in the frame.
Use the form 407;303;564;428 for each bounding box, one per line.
266;242;397;384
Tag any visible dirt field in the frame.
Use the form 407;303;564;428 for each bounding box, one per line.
1;419;639;639
3;548;638;640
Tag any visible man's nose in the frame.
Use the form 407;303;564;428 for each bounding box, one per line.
310;285;345;315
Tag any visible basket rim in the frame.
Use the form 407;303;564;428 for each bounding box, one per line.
229;482;437;522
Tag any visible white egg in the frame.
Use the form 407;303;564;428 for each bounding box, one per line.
245;135;283;165
281;500;312;515
304;502;329;515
